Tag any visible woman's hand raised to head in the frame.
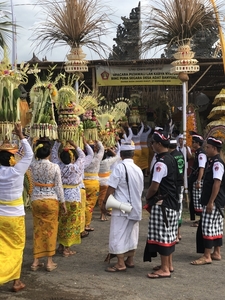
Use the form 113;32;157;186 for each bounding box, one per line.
14;123;24;140
68;140;77;148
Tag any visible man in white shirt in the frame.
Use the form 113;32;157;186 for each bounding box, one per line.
102;139;144;272
177;134;192;160
191;137;225;265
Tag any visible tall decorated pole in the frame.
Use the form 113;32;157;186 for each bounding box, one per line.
170;44;199;201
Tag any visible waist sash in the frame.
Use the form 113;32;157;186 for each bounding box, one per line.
0;196;23;206
98;172;111;178
84;172;98;177
34;182;55;188
63;184;80;189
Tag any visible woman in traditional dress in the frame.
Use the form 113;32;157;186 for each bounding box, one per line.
30;139;66;272
84;140;104;231
131;122;145;169
0;123;33;292
98;148;121;221
140;125;152;176
51;140;85;256
80;137;94;238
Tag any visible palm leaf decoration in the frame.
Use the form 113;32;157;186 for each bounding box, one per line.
31;0;113;56
0;2;16;49
142;0;220;52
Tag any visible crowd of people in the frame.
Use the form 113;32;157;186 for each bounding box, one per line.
0;122;225;291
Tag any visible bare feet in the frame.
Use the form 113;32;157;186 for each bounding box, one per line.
12;280;26;292
100;214;108;221
124;258;135;268
63;248;76;257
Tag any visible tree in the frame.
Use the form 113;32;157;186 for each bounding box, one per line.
0;2;15;49
31;0;113;57
142;0;220;58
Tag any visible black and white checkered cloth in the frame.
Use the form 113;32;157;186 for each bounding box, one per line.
192;180;203;213
148;205;178;245
177;186;184;222
202;205;223;238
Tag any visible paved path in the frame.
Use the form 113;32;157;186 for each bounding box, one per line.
1;204;225;300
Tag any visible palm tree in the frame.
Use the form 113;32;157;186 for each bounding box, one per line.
0;2;15;49
31;0;113;57
142;0;220;57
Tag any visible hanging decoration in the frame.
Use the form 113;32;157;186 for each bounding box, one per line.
0;49;29;141
27;65;63;140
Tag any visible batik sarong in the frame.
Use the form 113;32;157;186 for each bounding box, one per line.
32;199;59;258
58;201;81;246
133;149;144;169
140;147;150;170
80;188;86;233
0;215;25;284
83;179;100;226
98;185;108;213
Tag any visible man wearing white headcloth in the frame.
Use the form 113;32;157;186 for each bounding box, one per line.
177;134;192;159
102;139;144;272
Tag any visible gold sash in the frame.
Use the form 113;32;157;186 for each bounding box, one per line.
98;172;111;178
34;182;55;188
63;184;80;189
84;172;98;177
0;196;23;206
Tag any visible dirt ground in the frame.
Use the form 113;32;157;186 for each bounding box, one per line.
1;184;225;300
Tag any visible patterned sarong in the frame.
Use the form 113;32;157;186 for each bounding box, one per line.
0;215;25;284
58;201;81;246
140;147;150;170
80;188;86;233
98;185;108;213
83;179;100;226
202;205;223;248
192;180;203;214
144;205;177;259
32;199;59;258
133;149;145;169
178;186;184;227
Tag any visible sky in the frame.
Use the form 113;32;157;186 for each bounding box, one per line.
5;0;151;64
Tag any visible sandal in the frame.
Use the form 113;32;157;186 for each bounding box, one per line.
190;221;199;227
57;244;64;254
31;262;44;271
81;231;89;238
63;249;76;257
191;257;212;265
46;263;57;272
153;265;174;273
85;227;94;232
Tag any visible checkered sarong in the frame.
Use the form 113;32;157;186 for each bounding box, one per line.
192;180;203;213
177;186;184;225
147;205;178;245
202;205;223;239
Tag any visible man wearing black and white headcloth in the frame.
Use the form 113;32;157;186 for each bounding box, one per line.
144;129;179;279
191;137;225;265
102;138;143;272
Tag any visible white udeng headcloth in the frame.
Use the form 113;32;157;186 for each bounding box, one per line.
120;138;135;151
